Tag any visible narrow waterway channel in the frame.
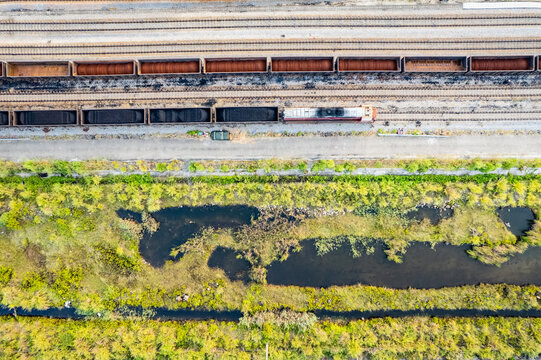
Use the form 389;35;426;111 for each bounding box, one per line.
2;307;541;322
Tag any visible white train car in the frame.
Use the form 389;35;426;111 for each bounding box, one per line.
283;105;376;122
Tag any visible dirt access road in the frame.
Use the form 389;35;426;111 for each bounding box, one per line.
1;135;540;161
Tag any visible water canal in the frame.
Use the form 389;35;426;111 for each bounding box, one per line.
119;205;538;288
118;205;258;267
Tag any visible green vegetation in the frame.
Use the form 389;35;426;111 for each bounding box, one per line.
0;316;539;359
0;173;539;313
0;172;539;325
0;168;540;358
0;158;539;176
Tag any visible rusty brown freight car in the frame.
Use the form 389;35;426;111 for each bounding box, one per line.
140;60;200;74
271;58;333;72
470;57;533;71
338;58;399;72
75;61;135;76
7;62;70;77
205;58;267;73
404;57;467;72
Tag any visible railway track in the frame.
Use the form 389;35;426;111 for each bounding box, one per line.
0;86;539;103
379;111;541;121
3;15;541;32
1;39;540;57
3;84;540;96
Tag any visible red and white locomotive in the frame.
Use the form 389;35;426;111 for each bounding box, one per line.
283;105;376;123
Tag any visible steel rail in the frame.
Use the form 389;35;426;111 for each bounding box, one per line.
3;84;540;95
0;87;539;103
0;39;540;57
2;16;541;32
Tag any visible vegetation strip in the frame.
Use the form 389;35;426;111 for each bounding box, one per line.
0;158;540;177
1;316;539;359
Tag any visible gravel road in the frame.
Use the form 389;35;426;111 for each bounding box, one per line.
1;135;540;161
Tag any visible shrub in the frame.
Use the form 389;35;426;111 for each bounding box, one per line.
21;272;46;290
296;162;308;172
52;267;83;298
240;310;317;332
0;266;13;286
94;245;140;274
155;163;167;172
188;162;206;172
141;212;160;234
52;161;71;176
311;160;335;173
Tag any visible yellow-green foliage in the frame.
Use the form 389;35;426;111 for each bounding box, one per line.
0;177;540;312
242;284;541;313
525;213;541;246
0;316;539;359
0;178;540;221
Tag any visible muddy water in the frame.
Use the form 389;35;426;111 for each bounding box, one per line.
118;206;258;267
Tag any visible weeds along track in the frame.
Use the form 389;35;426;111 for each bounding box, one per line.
2;15;541;32
0;39;540;57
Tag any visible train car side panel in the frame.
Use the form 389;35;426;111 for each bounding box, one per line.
75;62;135;76
470;56;534;71
271;58;333;72
83;109;144;124
7;62;70;77
15;110;77;126
140;60;200;74
216;107;279;122
338;58;400;72
205;58;267;73
149;108;211;123
404;57;467;72
0;111;8;126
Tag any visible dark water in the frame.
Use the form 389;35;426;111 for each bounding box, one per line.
497;206;536;236
208;205;540;289
406;205;454;225
117;206;259;267
208;246;251;282
265;241;541;289
2;306;541;321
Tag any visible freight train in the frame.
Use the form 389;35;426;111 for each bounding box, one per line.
0;105;377;126
0;55;538;77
